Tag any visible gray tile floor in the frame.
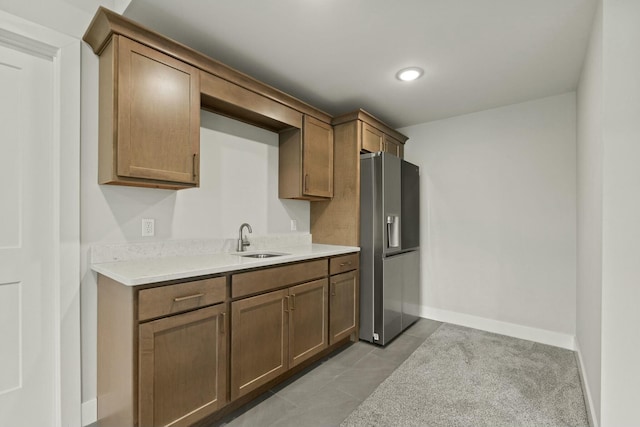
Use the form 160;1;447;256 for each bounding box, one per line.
214;318;442;427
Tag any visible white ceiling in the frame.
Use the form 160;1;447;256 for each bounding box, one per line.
124;0;597;129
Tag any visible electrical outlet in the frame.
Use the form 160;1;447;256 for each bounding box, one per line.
142;218;155;237
290;219;297;231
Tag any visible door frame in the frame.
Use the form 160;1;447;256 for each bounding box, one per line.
0;10;81;427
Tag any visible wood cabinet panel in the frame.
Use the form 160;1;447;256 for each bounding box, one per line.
231;259;327;298
329;270;359;345
289;279;328;367
99;35;200;189
138;276;226;321
279;115;334;200
361;122;383;153
138;303;227;427
329;253;359;275
383;134;403;158
200;71;303;131
302;115;334;198
117;36;200;184
310;121;360;247
97;276;137;427
231;289;289;400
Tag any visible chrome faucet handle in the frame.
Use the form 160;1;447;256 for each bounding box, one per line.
238;223;253;252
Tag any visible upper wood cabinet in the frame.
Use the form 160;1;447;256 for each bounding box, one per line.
85;7;334;191
383;134;404;158
279;115;334;200
358;119;405;158
362;122;384;153
99;35;201;189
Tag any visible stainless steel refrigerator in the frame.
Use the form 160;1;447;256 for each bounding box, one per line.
360;152;420;345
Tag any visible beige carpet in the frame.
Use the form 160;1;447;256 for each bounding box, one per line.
341;324;589;427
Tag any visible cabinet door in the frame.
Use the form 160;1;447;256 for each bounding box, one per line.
231;289;289;400
117;36;200;185
289;279;328;368
302;115;333;198
383;134;403;158
361;122;383;153
329;270;359;345
138;304;227;427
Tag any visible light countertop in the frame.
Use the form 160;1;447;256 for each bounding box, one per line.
92;243;360;286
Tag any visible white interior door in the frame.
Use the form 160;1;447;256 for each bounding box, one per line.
0;43;56;426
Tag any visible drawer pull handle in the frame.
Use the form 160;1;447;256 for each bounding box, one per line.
220;312;226;334
284;295;290;312
331;283;336;296
339;261;352;267
290;294;296;310
173;293;204;302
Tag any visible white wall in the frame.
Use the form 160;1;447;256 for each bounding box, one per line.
79;43;310;406
0;0;108;38
400;93;577;347
600;0;640;424
576;1;602;424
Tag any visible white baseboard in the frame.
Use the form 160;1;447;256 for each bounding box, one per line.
419;306;576;350
82;398;97;426
575;340;599;427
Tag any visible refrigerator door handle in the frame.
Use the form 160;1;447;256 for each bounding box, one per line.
386;215;400;248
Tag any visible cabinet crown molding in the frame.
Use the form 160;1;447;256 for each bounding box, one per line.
83;6;332;124
332;109;408;143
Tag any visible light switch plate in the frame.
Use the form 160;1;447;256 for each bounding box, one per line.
290;219;297;231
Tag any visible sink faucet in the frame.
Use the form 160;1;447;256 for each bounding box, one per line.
237;223;252;252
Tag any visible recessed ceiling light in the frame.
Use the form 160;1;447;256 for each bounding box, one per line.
396;67;424;82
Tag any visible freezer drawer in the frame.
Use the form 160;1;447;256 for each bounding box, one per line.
377;254;403;345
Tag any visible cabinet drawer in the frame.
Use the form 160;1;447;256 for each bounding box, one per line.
232;259;328;298
138;276;227;321
330;253;359;275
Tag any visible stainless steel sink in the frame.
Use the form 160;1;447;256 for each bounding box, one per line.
238;252;289;258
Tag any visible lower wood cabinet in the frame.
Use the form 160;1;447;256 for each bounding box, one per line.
97;252;357;427
289;279;329;367
230;289;289;401
230;278;329;400
329;269;359;345
97;275;227;427
139;304;227;427
329;253;359;344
